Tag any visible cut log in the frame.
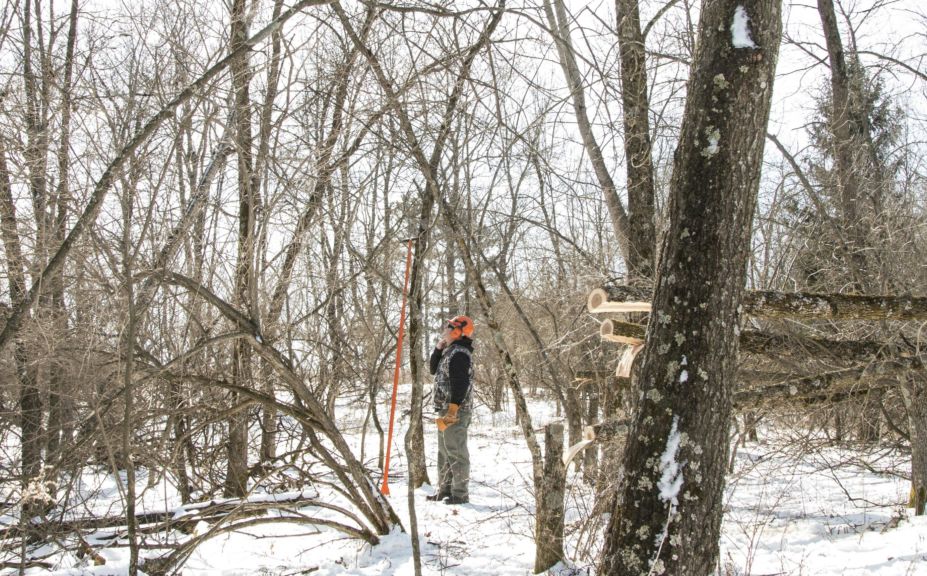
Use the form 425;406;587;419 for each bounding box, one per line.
599;319;646;345
744;291;927;321
587;285;652;313
590;284;927;321
733;358;922;408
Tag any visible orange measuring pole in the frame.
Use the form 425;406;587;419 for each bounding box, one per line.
381;238;414;496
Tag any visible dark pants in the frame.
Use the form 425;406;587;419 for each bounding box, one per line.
437;409;471;499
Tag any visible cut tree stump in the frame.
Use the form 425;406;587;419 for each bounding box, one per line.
535;422;566;573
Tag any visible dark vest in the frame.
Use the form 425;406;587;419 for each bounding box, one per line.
433;344;473;412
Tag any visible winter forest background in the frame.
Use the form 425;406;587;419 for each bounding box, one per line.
0;0;926;574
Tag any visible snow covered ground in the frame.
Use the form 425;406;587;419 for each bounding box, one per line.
7;386;926;575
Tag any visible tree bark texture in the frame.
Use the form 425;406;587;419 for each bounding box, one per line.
600;1;781;574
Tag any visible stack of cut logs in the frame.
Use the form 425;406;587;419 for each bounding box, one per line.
586;283;927;408
562;283;927;461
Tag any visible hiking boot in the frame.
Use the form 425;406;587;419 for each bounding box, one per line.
426;491;450;502
444;496;469;505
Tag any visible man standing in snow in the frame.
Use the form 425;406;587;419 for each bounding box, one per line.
426;315;474;505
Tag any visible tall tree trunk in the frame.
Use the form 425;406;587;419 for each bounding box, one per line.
600;1;781;574
0;137;42;513
225;0;256;497
817;0;888;443
121;168;139;576
817;0;870;290
256;0;285;466
46;0;79;470
404;183;435;489
19;0;49;507
615;0;657;280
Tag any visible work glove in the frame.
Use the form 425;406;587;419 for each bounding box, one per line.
435;403;460;432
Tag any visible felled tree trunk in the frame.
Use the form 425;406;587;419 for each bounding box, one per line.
590;286;927;321
600;1;781;574
601;318;912;365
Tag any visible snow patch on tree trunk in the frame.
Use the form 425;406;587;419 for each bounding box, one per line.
731;6;758;48
658;416;684;506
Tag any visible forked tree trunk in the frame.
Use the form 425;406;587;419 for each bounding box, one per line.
615;0;657;279
600;1;781;574
542;0;632;265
